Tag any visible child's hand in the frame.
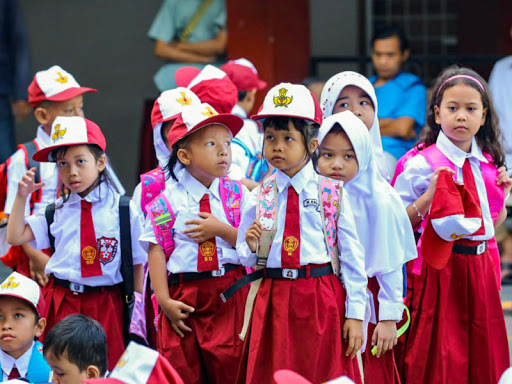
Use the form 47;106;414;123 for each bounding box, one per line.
183;213;221;243
26;248;50;287
342;318;364;359
160;298;195;338
17;168;44;199
497;166;512;196
424;167;455;204
245;219;262;253
371;320;398;358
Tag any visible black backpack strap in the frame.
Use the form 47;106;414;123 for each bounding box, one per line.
44;203;56;254
22;141;40;184
119;195;134;345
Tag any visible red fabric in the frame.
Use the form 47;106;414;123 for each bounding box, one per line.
402;242;509;384
138;99;158;175
80;201;102;277
281;187;301;269
236;273;362;384
462;159;485;236
8;366;20;380
361;277;401;384
157;266;248;384
42;280;125;371
197;194;219;271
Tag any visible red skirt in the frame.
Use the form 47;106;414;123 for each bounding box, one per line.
236;272;362;384
403;242;509;384
42;280;125;371
158;266;248;384
361;277;401;384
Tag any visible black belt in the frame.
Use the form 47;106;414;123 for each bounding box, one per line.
452;241;487;255
221;263;333;302
52;276;118;294
168;263;241;285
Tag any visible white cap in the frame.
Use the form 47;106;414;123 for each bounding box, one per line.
0;272;45;316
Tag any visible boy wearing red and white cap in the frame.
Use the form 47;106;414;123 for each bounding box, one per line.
220;58;268;190
140;103;249;384
0;271;50;382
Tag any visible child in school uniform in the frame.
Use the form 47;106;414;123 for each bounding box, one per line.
316;111;417;384
2;65;125;286
140;103;249;383
394;66;511;383
0;271;50;382
233;83;367;384
320;71;389;180
6;116;146;371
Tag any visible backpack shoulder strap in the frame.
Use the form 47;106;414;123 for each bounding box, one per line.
256;174;277;267
146;193;176;260
140;167;165;216
219;176;242;227
119;195;134;346
420;144;454;170
44;203;56;254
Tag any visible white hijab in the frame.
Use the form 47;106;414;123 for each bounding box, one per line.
320;71;389;181
318;111;417;276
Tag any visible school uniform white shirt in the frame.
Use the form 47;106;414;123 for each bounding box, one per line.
139;169;248;273
394;130;495;240
0;341;32;381
236;161;368;320
229;104;264;180
26;185;147;286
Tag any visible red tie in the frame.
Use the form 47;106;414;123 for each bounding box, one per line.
462;158;485;236
8;366;20;380
80;200;102;277
197;194;219;271
281;186;301;268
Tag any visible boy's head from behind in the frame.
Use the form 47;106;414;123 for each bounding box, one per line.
43;314;107;384
28;65;97;134
0;272;46;359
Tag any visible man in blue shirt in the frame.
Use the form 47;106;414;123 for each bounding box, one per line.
369;25;427;173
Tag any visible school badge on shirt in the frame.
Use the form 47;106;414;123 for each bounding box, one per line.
97;237;118;264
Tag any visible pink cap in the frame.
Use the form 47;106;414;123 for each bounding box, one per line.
150;87;201;128
220;58;267;91
175;66;202;88
33;116;106;162
28;65;97;108
0;272;46;317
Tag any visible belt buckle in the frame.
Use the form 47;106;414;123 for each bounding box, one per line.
69;282;85;294
212;267;225;277
476;242;486;255
282;269;298;279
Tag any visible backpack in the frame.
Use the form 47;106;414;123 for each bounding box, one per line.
232;137;268;182
140;167;165;217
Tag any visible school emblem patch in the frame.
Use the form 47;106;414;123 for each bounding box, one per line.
0;276;19;290
52;124;67;141
97;237;118;265
82;246;97;264
199;240;216;257
176;91;192;105
55;71;68;84
273;88;293;107
283;236;299;256
202;106;218;117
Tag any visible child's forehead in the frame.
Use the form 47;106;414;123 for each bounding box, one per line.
55;144;92;158
189;123;232;139
338;85;371;98
0;295;33;311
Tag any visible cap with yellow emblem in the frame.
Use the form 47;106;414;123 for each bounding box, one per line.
28;65;97;108
167;103;243;148
0;272;46;317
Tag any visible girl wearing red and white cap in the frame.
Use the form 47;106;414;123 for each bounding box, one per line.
6;116;147;371
139;102;248;384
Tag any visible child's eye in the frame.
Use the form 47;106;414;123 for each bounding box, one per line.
448;106;457;111
265;135;274;141
58;161;67;167
206;141;214;146
345;154;354;160
322;152;333;158
226;141;231;146
338;102;349;108
467;107;476;111
77;159;85;164
285;136;293;142
360;100;370;106
14;313;23;319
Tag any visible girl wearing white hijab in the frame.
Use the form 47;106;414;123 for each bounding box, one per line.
320;71;390;181
316;111;417;384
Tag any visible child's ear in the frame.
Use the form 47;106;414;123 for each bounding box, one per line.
97;154;107;172
34;317;46;338
480;107;488;127
434;105;441;125
34;107;50;125
177;148;191;166
308;138;319;154
86;365;101;378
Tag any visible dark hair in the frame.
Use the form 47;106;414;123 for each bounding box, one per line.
420;65;504;167
238;91;248;102
371;25;409;52
262;116;319;160
51;144;119;204
43;314;108;375
160;120;175;146
165;137;190;181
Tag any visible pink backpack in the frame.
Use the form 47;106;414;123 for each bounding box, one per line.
140;167;166;216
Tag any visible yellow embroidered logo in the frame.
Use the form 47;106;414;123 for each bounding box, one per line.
201;106;218;117
200;241;216;257
176;91;192;105
1;276;19;290
273;88;293;108
52;124;67;141
450;233;467;240
283;236;299;256
115;358;127;369
55;72;68;84
82;246;97;265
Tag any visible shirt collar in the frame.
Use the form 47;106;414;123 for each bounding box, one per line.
36;125;52;148
180;169;221;203
276;161;314;194
0;340;34;378
66;183;112;205
231;104;247;119
436;130;487;168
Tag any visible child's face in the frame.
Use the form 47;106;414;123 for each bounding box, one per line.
317;131;359;183
0;296;45;359
45;351;93;384
332;86;375;129
177;124;233;187
56;145;106;197
434;84;487;152
37;95;85;134
264;120;317;178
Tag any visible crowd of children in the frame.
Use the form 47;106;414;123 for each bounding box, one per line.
0;58;509;384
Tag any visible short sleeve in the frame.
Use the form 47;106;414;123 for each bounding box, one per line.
148;0;176;43
129;200;148;265
26;213;50;250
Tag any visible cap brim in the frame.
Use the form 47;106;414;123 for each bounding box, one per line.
420;218;454;270
273;369;313;384
0;293;40;316
33;141;92;162
251;113;319;125
256;79;267;90
175;67;201;88
183;114;244;142
45;87;98;102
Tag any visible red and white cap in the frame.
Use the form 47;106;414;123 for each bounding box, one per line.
82;341;184;384
28;65;97;108
273;370;356;384
220;58;267;91
151;87;201;128
33;116;106;162
251;83;323;125
421;170;483;269
175;66;202;88
0;272;45;317
167;103;243;148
